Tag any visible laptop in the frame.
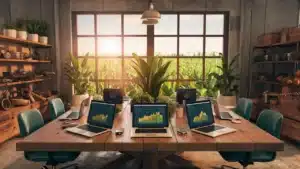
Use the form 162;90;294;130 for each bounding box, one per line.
103;88;123;104
59;97;92;120
66;100;116;137
176;89;197;105
212;100;241;120
186;100;236;137
131;103;172;138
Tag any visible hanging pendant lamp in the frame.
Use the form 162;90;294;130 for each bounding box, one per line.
141;0;160;25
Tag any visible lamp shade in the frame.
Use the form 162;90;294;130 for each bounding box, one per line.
142;18;159;25
141;9;161;20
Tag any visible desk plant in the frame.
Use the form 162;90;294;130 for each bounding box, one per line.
16;19;27;40
209;54;239;106
130;54;177;117
64;53;92;107
37;20;48;44
27;20;40;42
2;23;17;38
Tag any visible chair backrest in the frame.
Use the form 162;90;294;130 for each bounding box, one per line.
235;98;253;120
49;98;65;120
18;109;44;137
256;109;283;139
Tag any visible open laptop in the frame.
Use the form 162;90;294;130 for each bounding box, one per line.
212;100;241;120
131;103;172;138
176;89;197;105
59;97;92;120
186;100;236;138
66;100;116;137
103;88;123;104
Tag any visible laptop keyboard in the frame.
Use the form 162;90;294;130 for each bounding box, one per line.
195;125;225;133
78;124;107;133
135;128;167;133
66;112;79;119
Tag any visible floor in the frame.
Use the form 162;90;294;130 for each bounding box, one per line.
1;138;300;169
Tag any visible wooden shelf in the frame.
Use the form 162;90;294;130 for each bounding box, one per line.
253;60;300;64
254;40;299;48
0;78;50;87
0;35;52;48
0;58;51;63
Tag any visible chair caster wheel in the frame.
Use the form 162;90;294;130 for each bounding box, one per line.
41;166;48;169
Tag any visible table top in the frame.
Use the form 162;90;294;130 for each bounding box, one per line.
16;103;284;152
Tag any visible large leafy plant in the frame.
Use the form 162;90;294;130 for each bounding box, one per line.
64;53;92;95
190;71;219;98
209;54;239;96
131;54;172;99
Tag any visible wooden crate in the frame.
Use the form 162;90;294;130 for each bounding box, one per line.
257;32;280;46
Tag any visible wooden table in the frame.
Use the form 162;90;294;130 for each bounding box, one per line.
16;103;284;169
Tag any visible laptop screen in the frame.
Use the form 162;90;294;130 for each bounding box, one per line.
186;100;214;129
103;89;123;104
87;101;116;129
176;89;197;104
132;104;168;128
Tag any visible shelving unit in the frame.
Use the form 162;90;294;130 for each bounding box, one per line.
0;35;54;144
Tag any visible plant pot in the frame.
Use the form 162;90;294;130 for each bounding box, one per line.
71;93;89;107
39;36;48;44
17;31;27;40
4;29;17;38
28;34;39;42
217;95;237;107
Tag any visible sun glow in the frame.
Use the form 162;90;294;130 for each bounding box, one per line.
98;37;121;56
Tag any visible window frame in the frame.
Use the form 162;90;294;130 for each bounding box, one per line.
72;11;229;92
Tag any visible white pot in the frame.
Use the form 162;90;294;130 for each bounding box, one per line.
28;34;39;42
17;31;27;40
39;36;48;44
71;94;89;107
4;29;17;38
217;95;237;108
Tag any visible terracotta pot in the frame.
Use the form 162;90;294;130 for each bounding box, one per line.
28;34;39;42
217;95;237;108
39;36;48;44
71;93;89;107
17;31;27;40
4;29;17;38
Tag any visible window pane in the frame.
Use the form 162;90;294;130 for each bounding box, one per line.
78;58;96;73
180;14;203;35
206;37;223;56
98;59;122;79
97;14;121;35
155;14;177;35
97;37;121;56
124;14;146;35
160;58;177;80
205;58;222;75
155;37;177;56
179;37;203;56
78;37;95;56
77;15;95;35
124;37;147;56
124;58;136;79
206;14;224;35
179;58;203;79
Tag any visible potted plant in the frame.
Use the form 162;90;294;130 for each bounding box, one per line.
209;54;239;107
2;23;17;38
16;19;27;40
26;20;40;42
37;20;48;44
64;53;92;107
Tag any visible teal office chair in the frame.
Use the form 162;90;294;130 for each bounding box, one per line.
18;109;80;169
49;98;65;120
234;98;253;120
219;109;283;169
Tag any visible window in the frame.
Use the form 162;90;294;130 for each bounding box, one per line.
73;12;228;93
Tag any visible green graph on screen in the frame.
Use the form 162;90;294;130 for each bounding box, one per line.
193;111;208;123
138;112;163;124
92;114;108;123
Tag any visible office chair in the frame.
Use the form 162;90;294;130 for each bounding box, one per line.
219;109;283;169
18;109;80;169
49;98;65;120
234;98;253;120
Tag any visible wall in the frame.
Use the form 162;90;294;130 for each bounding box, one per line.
0;0;58;91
